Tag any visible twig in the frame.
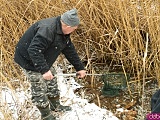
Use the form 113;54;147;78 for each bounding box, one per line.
142;33;149;119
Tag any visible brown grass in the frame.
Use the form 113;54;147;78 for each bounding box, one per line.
0;0;160;119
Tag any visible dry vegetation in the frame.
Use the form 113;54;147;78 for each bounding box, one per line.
0;0;160;120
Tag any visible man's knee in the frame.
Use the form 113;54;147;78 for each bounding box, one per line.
32;95;50;108
45;79;60;98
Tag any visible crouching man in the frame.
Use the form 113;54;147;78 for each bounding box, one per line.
14;8;86;120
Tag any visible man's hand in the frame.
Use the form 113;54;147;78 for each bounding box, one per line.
42;70;54;80
77;70;86;78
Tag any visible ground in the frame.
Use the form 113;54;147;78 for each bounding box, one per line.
75;77;159;120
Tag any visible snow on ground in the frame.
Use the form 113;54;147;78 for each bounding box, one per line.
0;83;40;120
54;68;119;120
0;68;119;120
0;86;30;119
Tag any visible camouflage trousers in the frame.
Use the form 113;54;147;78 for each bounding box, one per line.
23;67;60;108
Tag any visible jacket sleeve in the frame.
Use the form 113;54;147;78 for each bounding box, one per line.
27;26;53;74
62;40;85;71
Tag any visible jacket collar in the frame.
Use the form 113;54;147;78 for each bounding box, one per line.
56;16;63;35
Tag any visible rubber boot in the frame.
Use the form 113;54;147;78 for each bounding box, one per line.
48;97;71;112
37;105;56;120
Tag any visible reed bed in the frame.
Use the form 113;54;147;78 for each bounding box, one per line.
0;0;160;119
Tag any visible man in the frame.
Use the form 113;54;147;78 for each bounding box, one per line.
14;8;86;120
145;89;160;120
151;89;160;113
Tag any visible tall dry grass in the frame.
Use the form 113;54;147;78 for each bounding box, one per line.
0;0;160;119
